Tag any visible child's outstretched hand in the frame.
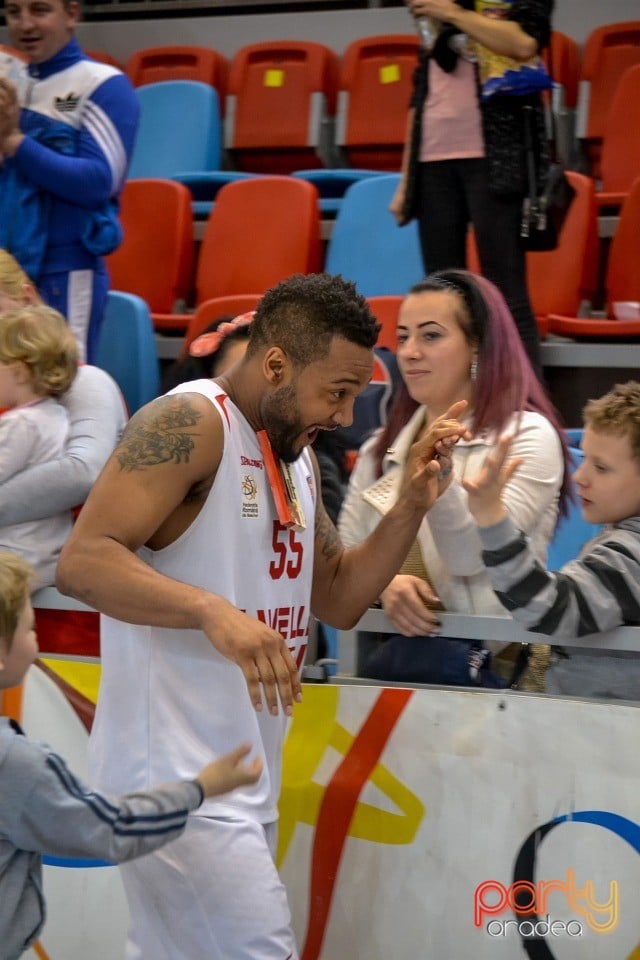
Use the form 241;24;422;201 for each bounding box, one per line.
461;435;523;527
195;743;263;799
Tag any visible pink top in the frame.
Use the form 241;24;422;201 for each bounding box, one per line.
420;58;485;161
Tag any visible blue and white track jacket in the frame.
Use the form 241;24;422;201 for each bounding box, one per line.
0;39;139;280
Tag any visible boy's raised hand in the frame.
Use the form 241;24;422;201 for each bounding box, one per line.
461;434;523;527
195;743;263;799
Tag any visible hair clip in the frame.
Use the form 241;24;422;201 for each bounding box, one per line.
188;311;256;359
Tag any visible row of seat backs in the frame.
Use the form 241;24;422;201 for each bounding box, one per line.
109;170;614;340
92;31;579;111
108;175;322;331
96;33;580;174
126;63;640;214
123;42;638;205
122;38;414;174
21;21;640;176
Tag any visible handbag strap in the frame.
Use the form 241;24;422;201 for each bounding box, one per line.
523;105;538;207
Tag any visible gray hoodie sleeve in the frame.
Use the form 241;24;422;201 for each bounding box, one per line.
1;733;203;863
478;514;640;638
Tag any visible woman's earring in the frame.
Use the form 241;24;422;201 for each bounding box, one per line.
470;358;478;382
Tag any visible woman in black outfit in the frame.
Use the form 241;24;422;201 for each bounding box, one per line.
390;0;553;376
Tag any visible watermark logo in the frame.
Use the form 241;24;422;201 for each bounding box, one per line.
474;869;618;937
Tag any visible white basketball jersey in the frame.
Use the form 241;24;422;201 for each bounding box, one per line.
89;380;316;821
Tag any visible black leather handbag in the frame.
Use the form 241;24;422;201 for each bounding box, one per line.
520;105;575;252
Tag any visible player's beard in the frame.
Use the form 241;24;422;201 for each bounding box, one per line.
261;382;306;463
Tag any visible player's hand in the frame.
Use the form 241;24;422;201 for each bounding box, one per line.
402;400;471;512
461;434;522;527
380;575;441;636
195;743;263;799
201;600;302;716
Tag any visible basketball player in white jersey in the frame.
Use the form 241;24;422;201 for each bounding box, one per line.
57;273;469;960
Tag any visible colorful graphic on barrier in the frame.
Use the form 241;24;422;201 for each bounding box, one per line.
278;686;425;960
511;810;640;958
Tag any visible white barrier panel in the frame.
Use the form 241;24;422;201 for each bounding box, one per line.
277;685;640;960
15;666;640;960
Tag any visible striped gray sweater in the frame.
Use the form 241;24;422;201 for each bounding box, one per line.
477;515;640;637
0;718;204;960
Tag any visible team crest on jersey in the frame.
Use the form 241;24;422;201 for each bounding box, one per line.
54;92;81;114
241;474;259;518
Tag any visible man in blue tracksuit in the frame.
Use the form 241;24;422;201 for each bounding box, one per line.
0;0;139;361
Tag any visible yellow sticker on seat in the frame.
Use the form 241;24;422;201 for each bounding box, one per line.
380;64;401;84
264;68;285;87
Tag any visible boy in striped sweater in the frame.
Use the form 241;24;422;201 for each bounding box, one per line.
0;551;262;960
463;381;640;699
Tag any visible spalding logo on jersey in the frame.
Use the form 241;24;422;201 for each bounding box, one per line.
54;92;81;113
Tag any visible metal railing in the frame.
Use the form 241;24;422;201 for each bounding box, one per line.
337;606;640;677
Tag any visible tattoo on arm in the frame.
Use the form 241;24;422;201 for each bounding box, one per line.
117;395;203;472
315;501;342;562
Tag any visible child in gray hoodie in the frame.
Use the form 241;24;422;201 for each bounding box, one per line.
0;551;262;960
463;381;640;699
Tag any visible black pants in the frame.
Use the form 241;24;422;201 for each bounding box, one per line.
416;158;542;377
361;634;508;689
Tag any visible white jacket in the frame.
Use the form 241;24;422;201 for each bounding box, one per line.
338;407;564;622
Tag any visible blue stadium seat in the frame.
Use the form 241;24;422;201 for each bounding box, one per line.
97;292;161;414
128;80;221;179
291;168;386;216
324;174;424;296
564;428;584;448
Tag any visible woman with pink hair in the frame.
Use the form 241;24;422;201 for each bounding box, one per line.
338;269;572;689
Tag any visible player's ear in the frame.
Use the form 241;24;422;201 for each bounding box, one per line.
263;347;290;386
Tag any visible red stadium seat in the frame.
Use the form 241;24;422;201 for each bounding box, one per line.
596;65;640;210
85;49;125;71
576;21;640;177
548;176;640;339
153;177;322;331
466;172;598;339
336;35;419;171
225;41;338;174
125;45;229;113
366;295;403;351
106;179;194;321
541;30;580;110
